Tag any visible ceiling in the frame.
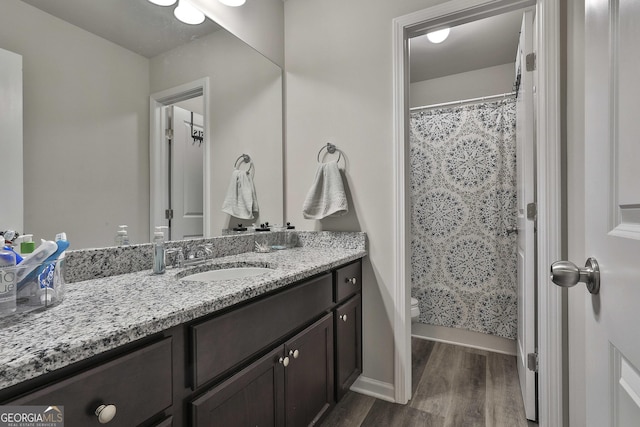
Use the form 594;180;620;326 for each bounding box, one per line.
410;9;524;83
20;0;521;80
21;0;222;58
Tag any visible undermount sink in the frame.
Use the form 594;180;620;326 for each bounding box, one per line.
180;267;273;282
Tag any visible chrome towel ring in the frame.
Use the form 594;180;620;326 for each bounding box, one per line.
234;154;254;174
317;143;343;163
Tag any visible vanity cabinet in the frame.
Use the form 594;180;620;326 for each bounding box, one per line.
1;258;363;427
191;314;334;427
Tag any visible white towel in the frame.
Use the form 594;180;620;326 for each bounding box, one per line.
222;169;259;219
302;162;348;219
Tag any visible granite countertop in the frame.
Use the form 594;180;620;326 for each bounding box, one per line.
0;246;366;391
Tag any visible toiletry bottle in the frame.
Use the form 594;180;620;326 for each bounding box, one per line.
37;233;69;306
20;234;35;255
153;226;168;274
115;225;129;246
0;246;17;316
2;230;23;264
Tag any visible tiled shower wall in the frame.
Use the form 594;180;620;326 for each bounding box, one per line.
409;99;518;339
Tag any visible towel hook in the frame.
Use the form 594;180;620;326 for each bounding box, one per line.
317;143;342;163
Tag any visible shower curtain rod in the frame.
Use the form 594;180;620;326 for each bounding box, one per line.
410;91;516;112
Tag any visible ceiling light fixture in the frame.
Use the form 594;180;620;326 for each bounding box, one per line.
426;28;450;44
147;0;177;6
218;0;246;6
174;0;206;25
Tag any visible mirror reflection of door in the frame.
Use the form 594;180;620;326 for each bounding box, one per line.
169;104;204;240
0;48;23;233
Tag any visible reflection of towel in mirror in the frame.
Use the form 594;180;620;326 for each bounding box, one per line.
302;162;348;219
222;170;259;219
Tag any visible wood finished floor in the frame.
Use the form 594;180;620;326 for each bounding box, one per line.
320;338;537;427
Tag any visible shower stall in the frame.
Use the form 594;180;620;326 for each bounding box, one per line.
409;96;518;340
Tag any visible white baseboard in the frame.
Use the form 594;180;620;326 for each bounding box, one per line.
349;375;396;403
411;323;517;356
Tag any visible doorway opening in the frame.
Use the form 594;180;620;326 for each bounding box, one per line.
406;6;537;423
392;0;562;425
150;78;211;242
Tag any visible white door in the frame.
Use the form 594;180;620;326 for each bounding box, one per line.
170;106;204;240
515;9;537;422
578;0;640;425
0;48;23;232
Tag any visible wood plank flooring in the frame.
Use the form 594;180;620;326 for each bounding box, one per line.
319;338;537;427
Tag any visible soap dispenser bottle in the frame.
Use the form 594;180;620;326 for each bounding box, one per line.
115;225;129;246
153;226;168;274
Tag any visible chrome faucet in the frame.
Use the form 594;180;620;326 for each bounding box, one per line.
165;248;185;268
184;243;214;266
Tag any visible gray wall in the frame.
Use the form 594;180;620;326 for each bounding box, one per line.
410;63;516;108
566;0;586;425
284;0;450;389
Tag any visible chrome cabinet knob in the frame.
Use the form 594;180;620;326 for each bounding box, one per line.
289;349;299;359
340;314;348;322
95;404;117;424
550;257;600;294
346;277;357;285
506;226;518;235
278;356;290;367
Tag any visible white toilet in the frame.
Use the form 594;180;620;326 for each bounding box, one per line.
411;297;420;322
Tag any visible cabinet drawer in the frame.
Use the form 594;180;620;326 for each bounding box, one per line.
191;273;332;388
334;261;362;303
11;338;172;427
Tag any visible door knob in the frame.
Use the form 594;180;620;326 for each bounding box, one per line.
550;257;600;294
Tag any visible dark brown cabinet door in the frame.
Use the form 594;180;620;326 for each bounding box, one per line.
335;293;362;401
284;313;334;427
191;346;285;427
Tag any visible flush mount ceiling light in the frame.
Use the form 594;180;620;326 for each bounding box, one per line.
218;0;246;6
174;0;206;25
426;28;450;44
147;0;177;6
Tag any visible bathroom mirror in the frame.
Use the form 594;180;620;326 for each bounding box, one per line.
0;0;283;249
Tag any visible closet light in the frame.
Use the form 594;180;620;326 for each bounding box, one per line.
147;0;177;6
426;28;450;44
218;0;246;6
174;0;206;25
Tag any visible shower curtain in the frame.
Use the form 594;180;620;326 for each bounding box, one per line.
409;98;517;340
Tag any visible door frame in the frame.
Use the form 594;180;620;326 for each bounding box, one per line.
150;78;211;241
391;1;562;426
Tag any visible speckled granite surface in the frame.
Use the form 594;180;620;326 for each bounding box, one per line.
0;232;366;391
63;231;366;283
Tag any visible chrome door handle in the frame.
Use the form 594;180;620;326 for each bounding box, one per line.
550;257;600;294
506;226;518;235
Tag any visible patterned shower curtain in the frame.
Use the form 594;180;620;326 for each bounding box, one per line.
409;99;517;340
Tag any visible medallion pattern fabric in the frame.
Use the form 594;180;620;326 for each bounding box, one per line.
410;99;517;339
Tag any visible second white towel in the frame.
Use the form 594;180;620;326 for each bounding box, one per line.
302;162;348;219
